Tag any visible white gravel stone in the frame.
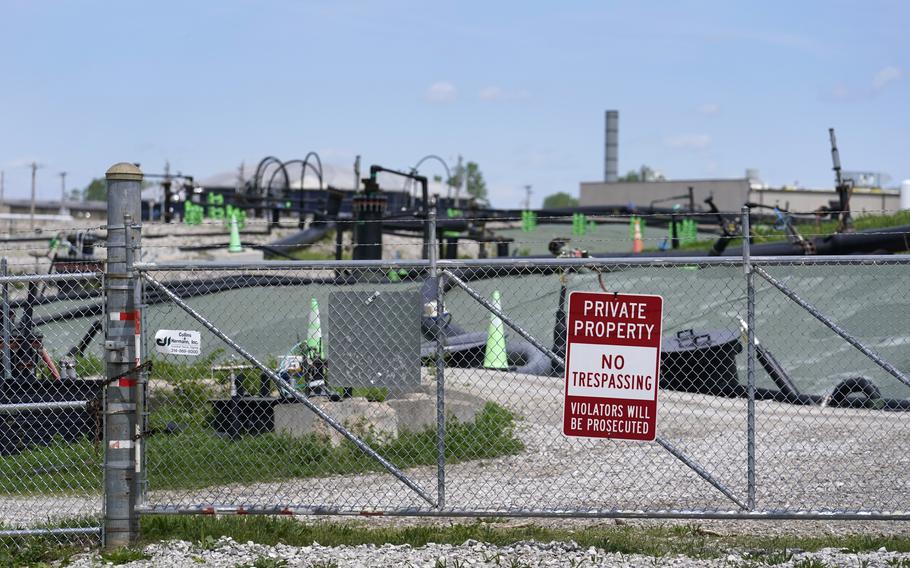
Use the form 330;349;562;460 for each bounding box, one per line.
60;537;910;568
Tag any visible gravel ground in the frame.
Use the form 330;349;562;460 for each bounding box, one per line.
3;368;906;539
137;368;907;517
61;536;910;567
0;219;304;269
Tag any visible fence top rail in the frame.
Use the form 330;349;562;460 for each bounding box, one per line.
135;254;910;272
441;254;910;267
0;271;101;284
134;259;432;272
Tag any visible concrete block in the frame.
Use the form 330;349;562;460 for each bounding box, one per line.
274;397;398;446
387;393;435;433
274;386;486;444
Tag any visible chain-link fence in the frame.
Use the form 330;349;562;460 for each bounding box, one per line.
131;254;909;520
0;265;105;548
2;200;910;556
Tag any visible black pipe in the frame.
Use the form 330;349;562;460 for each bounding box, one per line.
367;165;430;259
754;340;802;403
444;235;458;260
162;178;173;223
67;319;102;357
551;278;568;375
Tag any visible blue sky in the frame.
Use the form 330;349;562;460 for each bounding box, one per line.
1;1;907;207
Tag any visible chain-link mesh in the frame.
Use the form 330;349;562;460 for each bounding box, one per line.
139;264;441;513
2;206;907;558
0;268;104;549
751;259;910;514
133;256;909;519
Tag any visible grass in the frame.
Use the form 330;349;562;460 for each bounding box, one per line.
0;517;99;567
266;230;348;261
1;517;909;566
0;350;521;494
100;547;151;564
135;517;910;560
0;398;521;493
145;400;521;490
340;386;389;402
646;209;910;253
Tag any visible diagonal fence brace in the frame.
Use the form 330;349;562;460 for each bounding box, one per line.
443;269;748;511
141;272;436;507
754;265;910;389
655;438;748;511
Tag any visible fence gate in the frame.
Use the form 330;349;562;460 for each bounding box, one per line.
132;253;910;523
135;265;444;517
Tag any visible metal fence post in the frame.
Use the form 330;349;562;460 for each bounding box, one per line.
103;163;143;549
741;206;756;511
428;206;446;509
1;257;10;381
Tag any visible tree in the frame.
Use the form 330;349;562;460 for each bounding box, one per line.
617;165;663;183
447;161;488;201
542;192;579;209
82;178;107;201
618;170;641;182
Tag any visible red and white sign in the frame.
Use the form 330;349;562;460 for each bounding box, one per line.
563;291;663;441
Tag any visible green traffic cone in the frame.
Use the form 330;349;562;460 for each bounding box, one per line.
483;290;509;369
306;297;324;357
228;213;243;253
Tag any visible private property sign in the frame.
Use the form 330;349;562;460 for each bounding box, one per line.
563;291;663;441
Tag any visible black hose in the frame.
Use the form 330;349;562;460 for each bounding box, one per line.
67;320;103;357
754;342;802;403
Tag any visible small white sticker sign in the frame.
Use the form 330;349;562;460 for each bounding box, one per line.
155;329;201;356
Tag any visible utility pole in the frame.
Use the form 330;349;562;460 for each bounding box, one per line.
353;155;361;189
29;162;39;230
454;155;464;205
59;172;68;215
235;161;245;191
162;161;172;223
0;170;4;209
524;184;533;210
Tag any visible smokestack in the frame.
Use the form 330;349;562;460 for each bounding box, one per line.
604;110;618;183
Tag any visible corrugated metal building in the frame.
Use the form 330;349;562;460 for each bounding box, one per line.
580;179;900;215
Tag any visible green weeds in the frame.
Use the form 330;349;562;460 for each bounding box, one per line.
0;400;521;493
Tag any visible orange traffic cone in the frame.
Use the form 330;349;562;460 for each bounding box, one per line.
632;217;644;253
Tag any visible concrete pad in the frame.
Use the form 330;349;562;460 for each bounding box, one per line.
207;248;265;262
274;397;398;446
275;386;486;443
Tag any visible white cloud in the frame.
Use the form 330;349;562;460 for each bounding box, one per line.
479;86;505;101
478;86;530;102
872;66;903;91
425;81;457;103
826;66;904;101
664;134;712;150
697;103;720;115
